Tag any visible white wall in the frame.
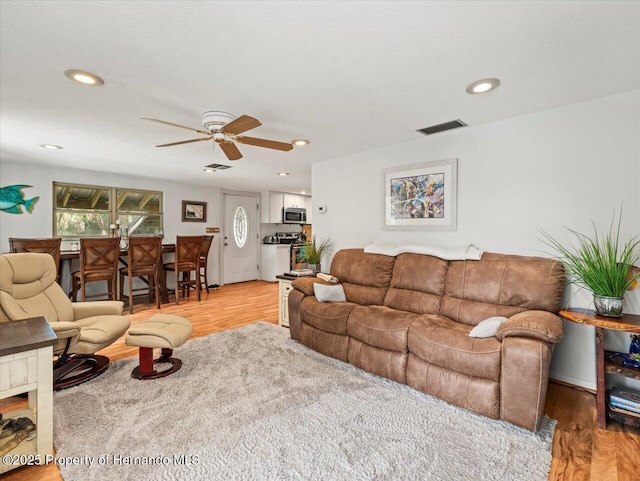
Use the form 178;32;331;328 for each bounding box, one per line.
312;90;640;390
0;160;224;286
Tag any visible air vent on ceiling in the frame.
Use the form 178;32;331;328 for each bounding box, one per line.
417;119;468;136
205;163;232;170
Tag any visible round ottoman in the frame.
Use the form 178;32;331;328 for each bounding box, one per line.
125;314;193;380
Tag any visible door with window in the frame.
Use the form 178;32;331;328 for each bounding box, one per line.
223;194;259;284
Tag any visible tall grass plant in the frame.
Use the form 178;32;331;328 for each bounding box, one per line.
540;210;640;297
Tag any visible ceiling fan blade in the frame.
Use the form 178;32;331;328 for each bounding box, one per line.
156;137;212;147
218;141;243;160
141;117;210;135
235;136;293;151
221;115;262;135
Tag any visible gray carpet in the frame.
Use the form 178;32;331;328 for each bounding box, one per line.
53;322;556;481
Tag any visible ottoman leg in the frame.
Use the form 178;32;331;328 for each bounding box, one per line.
138;347;155;377
131;346;184;380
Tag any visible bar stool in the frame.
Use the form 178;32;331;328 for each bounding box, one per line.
164;235;204;305
199;235;214;294
72;237;120;301
119;236;162;313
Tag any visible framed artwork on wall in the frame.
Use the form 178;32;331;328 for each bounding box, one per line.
382;158;457;230
182;200;207;222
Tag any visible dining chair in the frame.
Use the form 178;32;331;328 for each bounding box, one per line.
72;237;121;302
119;236;163;313
9;237;62;282
199;235;214;294
164;235;204;305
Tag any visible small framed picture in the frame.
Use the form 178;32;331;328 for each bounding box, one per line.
382;158;458;230
182;200;207;222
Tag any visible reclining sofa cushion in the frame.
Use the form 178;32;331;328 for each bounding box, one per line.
330;249;396;305
383;253;448;315
347;306;423;352
347;305;424;352
299;297;358;335
408;315;502;382
440;253;564;326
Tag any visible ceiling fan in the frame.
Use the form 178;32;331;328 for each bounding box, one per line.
141;111;293;161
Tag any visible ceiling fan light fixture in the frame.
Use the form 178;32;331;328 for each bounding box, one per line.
64;69;104;86
292;139;309;146
203;167;215;173
40;144;63;150
466;78;500;94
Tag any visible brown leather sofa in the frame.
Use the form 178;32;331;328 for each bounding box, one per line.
288;248;565;431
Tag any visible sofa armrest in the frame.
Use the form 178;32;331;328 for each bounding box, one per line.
496;310;563;343
50;321;81;340
291;277;332;296
72;300;124;319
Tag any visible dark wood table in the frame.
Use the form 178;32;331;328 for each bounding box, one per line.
560;308;640;429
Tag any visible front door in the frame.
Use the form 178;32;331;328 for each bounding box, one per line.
223;193;259;284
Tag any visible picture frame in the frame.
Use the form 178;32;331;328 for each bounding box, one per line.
182;200;207;222
382;158;457;230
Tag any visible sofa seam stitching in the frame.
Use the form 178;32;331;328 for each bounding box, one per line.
410;329;501;354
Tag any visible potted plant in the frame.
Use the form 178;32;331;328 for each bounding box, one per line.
299;236;334;273
540;210;640;317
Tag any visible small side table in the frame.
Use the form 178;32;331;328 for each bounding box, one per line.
276;275;294;327
560;308;640;430
0;317;57;473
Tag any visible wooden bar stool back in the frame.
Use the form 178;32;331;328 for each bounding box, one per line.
164;235;204;305
9;237;62;282
72;237;120;301
199;235;214;294
119;236;163;313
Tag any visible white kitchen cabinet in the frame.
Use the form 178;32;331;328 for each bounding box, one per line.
261;244;291;281
283;194;307;209
261;191;284;223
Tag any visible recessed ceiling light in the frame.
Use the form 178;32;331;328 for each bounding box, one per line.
40;144;63;150
203;167;215;173
64;69;105;86
465;78;500;94
292;139;310;146
278;172;289;176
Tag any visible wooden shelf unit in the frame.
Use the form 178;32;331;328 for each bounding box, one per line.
560;308;640;430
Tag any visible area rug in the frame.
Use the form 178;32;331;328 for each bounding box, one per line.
53;322;556;481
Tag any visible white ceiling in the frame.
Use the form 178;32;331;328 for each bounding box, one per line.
1;1;639;194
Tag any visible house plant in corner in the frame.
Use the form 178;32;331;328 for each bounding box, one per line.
299;235;334;273
540;209;640;317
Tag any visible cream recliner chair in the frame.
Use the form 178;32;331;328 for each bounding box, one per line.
0;253;131;389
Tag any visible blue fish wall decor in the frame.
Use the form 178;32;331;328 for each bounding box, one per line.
0;185;40;214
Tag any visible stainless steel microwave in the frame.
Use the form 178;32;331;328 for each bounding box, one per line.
283;207;307;224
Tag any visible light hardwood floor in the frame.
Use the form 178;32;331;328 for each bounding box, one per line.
1;280;639;481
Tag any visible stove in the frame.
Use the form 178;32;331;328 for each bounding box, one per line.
275;232;301;244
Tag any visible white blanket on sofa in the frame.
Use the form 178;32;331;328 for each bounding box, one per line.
363;241;484;260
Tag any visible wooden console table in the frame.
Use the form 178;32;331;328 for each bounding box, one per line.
0;317;57;473
560;308;640;429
